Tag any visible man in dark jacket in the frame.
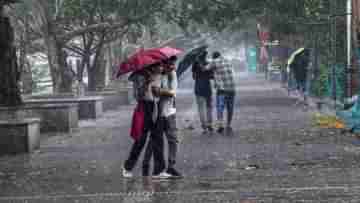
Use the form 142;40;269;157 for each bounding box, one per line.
290;48;310;103
192;51;214;134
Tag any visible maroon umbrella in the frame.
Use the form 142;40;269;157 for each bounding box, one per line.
116;46;182;77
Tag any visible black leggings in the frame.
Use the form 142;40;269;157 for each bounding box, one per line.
124;101;155;172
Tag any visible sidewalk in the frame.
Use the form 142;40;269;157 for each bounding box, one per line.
0;73;359;202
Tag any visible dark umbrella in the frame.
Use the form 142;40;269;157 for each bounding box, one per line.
176;45;208;80
287;47;305;67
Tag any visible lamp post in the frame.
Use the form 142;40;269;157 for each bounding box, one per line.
346;0;352;102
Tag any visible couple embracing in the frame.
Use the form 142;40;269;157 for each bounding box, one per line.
122;56;182;179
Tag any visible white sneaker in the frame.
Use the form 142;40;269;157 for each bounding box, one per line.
122;167;133;178
152;171;172;179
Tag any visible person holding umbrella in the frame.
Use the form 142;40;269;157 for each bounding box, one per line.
287;48;311;103
192;51;214;134
122;64;165;178
119;47;182;178
151;56;183;178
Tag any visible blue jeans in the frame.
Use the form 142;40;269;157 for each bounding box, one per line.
216;90;235;127
196;95;213;129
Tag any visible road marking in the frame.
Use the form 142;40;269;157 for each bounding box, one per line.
1;185;360;200
0;190;236;201
266;185;360;192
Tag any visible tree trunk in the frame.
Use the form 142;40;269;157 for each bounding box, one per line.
45;34;73;93
58;49;73;92
77;51;91;83
19;18;33;94
20;61;33;94
87;35;106;91
45;34;62;93
87;47;106;91
76;59;83;82
0;16;22;106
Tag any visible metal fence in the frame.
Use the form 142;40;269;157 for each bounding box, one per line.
272;0;352;110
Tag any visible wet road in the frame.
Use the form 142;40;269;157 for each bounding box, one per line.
0;73;360;202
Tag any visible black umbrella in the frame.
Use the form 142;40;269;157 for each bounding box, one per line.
176;45;208;80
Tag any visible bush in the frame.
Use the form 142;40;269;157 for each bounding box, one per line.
311;64;329;98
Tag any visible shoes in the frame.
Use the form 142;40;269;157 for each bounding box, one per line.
152;171;172;179
166;168;183;178
217;127;224;134
201;125;209;134
202;126;214;135
202;128;208;134
122;167;133;178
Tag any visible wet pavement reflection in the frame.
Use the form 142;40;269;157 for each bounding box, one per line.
0;74;360;202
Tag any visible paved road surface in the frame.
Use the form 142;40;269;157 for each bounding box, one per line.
0;73;359;202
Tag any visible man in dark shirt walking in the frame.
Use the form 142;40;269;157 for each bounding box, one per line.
192;51;214;134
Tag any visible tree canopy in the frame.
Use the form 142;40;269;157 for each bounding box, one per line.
4;0;343;94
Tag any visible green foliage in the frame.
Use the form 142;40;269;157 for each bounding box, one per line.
311;63;329;98
153;0;334;38
63;0;119;20
311;63;347;101
62;0;166;24
11;0;342;89
12;0;336;48
328;64;347;101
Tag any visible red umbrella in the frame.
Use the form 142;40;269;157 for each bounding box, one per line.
116;46;182;77
149;46;183;58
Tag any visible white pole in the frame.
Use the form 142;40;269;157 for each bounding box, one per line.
347;0;352;101
55;0;58;16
